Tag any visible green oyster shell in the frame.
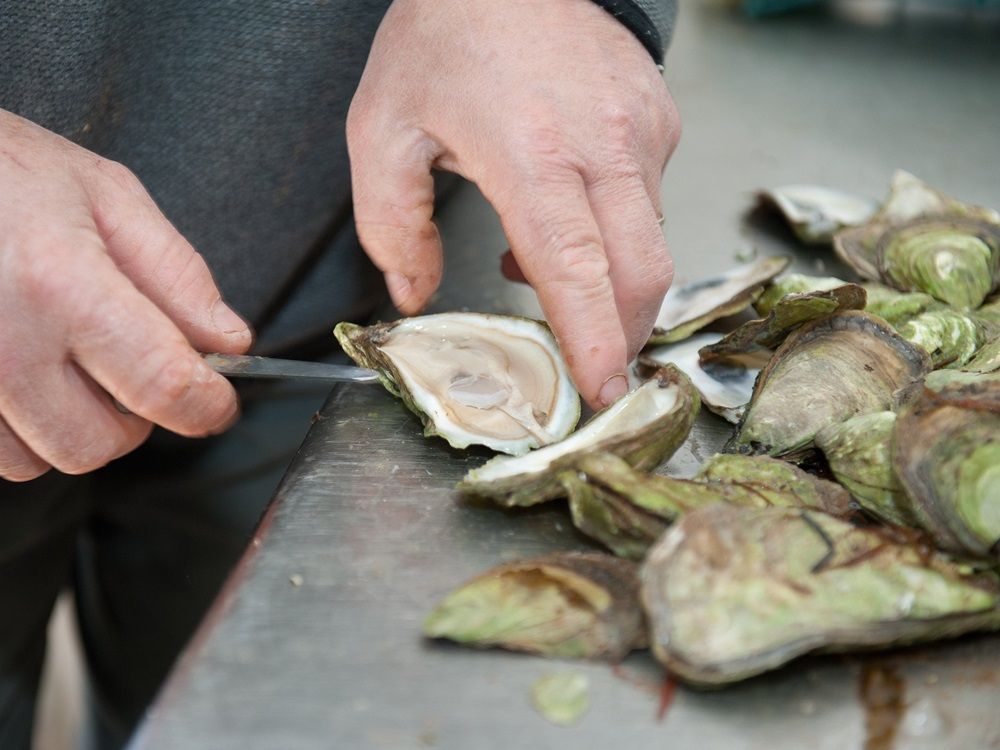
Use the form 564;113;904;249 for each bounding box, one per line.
754;274;848;317
815;411;914;526
896;305;984;369
641;504;1000;686
460;366;699;507
423;552;645;660
699;284;867;362
730;311;931;458
963;337;1000;373
862;283;936;326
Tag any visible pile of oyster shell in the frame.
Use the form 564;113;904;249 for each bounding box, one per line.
337;171;1000;688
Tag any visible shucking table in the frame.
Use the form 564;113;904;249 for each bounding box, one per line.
133;2;1000;748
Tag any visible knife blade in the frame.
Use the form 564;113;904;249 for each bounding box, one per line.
202;353;381;384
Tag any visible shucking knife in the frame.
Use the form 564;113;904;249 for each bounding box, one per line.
202;353;381;384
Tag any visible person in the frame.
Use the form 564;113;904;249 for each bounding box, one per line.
0;0;679;746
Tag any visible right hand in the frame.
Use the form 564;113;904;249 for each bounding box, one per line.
0;110;251;482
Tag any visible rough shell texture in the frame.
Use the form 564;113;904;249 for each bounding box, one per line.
641;504;1000;686
755;274;848;317
862;283;936;326
648;256;790;345
896;305;985;369
460;366;699;507
963;337;1000;374
423;552;645;660
731;311;931;458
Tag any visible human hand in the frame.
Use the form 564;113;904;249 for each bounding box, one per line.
0;110;251;481
348;0;679;409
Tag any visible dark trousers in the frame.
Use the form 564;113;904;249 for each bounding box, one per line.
0;379;333;749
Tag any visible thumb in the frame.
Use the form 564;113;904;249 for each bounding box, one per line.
87;161;252;354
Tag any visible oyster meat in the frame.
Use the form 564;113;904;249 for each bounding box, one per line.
335;313;580;455
643;333;759;424
894;375;1000;560
731;311;931;458
758;185;878;245
648;256;790;344
423;552;645;660
815;411;914;526
641;504;1000;686
699;284;867;361
460;366;698;507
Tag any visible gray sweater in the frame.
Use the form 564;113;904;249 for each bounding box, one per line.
0;1;676;354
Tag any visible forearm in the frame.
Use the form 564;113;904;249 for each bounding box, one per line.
588;0;678;64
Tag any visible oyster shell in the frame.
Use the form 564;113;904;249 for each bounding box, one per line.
894;377;1000;560
973;298;1000;340
755;274;848;317
641;504;1000;686
699;284;867;362
460;366;699;507
648;256;790;344
758;185;878;245
561;452;853;560
862;283;936;326
335;313;580;455
814;412;914;526
834;170;1000;283
731;311;931;458
423;552;645;660
964;336;1000;373
643;334;758;424
896;306;984;369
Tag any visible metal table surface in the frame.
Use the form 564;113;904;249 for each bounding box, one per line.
134;3;1000;748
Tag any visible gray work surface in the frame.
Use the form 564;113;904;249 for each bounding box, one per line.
133;3;1000;749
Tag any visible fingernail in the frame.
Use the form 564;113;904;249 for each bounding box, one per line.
212;299;251;340
598;373;629;407
385;272;413;309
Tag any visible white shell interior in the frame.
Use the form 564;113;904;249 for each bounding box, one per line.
378;314;579;455
467;377;680;482
765;185;878;241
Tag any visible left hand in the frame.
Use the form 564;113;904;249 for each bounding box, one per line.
347;0;680;409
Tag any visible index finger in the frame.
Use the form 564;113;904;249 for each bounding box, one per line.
485;168;629;409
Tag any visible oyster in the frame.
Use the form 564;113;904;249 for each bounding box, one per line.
561;452;853;560
423;552;645;660
643;333;758;424
896;306;983;369
755;273;848;317
973;298;1000;339
964;336;1000;373
835;170;1000;281
731;311;931;458
758;185;878;244
699;284;867;361
815;412;914;526
894;377;1000;560
862;283;936;326
641;504;1000;686
335;313;579;455
648;256;790;344
460;366;699;507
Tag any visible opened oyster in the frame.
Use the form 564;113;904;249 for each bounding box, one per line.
699;284;867;361
834;171;1000;310
755;273;848;317
423;552;645;660
561;452;852;560
758;185;878;245
648;256;790;344
641;504;1000;686
335;313;580;455
643;333;759;424
815;412;914;526
894;375;1000;560
460;366;698;507
731;311;931;458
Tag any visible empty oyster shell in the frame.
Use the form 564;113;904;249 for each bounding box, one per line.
815;412;915;526
423;552;645;660
335;313;580;455
862;283;936;326
561;452;853;560
699;284;867;362
894;375;1000;560
643;334;758;424
731;311;931;458
896;306;984;369
834;170;1000;283
648;256;790;344
641;504;1000;686
758;185;878;245
755;274;849;317
460;366;699;507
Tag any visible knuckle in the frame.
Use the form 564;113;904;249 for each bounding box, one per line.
10;241;77;304
96;158;146;197
132;349;201;416
547;234;610;289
